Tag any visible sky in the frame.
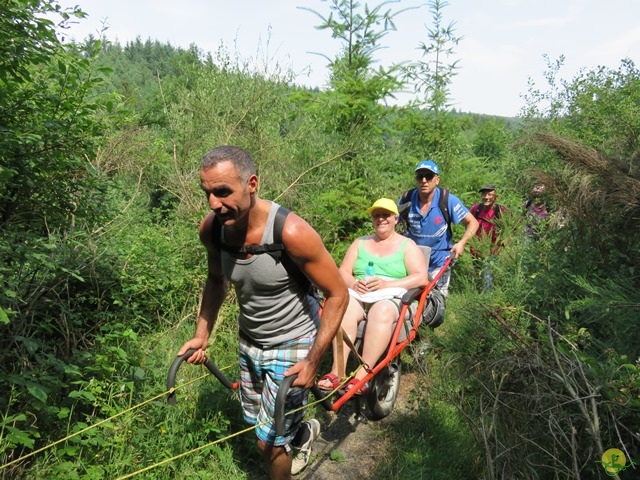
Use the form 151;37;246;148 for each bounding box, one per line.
55;0;640;117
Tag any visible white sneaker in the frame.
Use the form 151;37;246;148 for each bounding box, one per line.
291;419;320;475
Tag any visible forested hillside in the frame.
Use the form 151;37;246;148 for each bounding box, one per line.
1;1;638;479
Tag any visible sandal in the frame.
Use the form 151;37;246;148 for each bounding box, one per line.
341;378;369;396
317;373;341;391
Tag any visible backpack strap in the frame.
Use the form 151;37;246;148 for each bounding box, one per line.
210;214;222;249
399;188;416;206
398;188;415;217
397;188;415;234
437;187;452;239
272;207;313;294
398;187;452;237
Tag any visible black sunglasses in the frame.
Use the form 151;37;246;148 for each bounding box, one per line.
415;171;436;181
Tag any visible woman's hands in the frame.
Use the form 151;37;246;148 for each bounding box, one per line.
352;277;387;293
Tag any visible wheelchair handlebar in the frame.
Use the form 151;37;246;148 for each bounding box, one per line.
274;373;335;436
166;348;236;405
274;374;297;436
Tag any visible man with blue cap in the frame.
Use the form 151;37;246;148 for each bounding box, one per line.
399;159;478;295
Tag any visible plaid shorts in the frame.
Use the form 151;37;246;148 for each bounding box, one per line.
239;331;315;446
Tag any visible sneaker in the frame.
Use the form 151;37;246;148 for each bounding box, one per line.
290;419;320;475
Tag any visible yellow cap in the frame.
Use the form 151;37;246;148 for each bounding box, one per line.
366;198;399;215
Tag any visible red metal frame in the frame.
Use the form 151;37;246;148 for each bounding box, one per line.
329;257;451;411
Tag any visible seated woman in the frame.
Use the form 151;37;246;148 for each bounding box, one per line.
318;198;428;395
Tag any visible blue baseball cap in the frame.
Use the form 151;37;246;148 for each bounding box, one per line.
414;159;440;175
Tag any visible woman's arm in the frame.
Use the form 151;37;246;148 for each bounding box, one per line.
338;239;361;290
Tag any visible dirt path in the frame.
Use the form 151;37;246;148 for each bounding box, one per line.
249;371;420;479
298;372;418;480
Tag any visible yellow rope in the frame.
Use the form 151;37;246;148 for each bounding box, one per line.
2;363;360;478
116;419;263;479
0;365;220;471
115;368;361;479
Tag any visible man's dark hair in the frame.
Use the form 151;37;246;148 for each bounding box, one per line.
201;145;256;183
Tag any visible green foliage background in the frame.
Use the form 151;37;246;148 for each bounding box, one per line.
1;1;639;479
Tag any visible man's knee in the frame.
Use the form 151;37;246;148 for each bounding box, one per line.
257;439;289;459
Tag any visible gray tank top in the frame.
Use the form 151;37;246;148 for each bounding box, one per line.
220;202;320;347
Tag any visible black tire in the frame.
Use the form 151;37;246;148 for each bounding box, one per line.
366;356;401;420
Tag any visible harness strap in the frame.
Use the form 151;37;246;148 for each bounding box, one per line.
220;243;286;255
210;206;314;295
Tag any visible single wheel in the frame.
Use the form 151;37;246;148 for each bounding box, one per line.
366;355;401;420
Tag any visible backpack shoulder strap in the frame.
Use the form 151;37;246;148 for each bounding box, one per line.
272;205;288;244
209;213;222;249
210;205;314;294
399;188;416;205
438;187;452;238
217;207;287;256
470;204;502;223
211;206;311;290
398;188;415;222
270;206;313;293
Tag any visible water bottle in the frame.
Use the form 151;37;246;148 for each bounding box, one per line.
364;261;376;283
